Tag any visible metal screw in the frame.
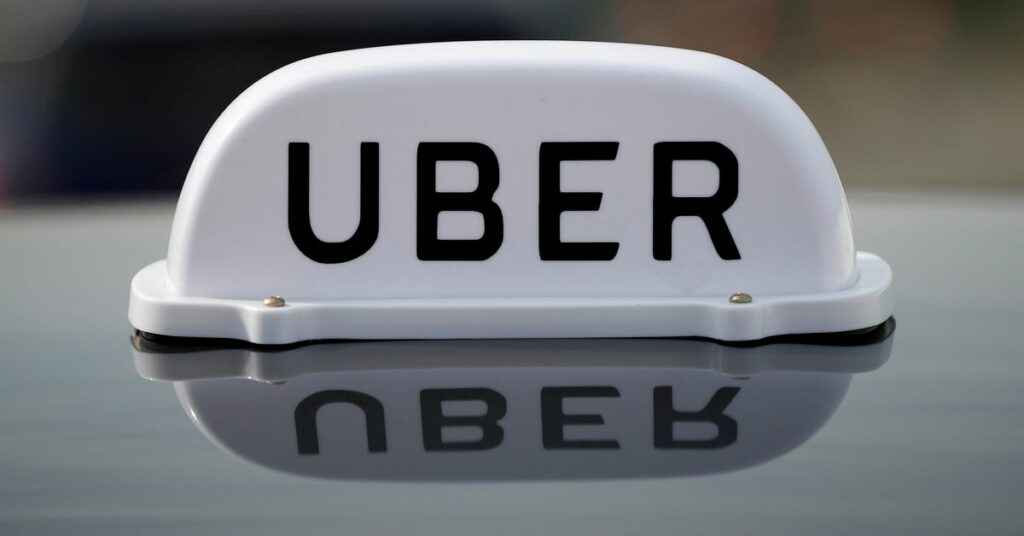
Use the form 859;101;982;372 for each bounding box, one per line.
262;295;286;307
728;292;752;304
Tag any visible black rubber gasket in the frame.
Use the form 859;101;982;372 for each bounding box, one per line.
132;316;895;354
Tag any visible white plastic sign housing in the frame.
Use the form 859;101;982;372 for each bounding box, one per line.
129;41;893;344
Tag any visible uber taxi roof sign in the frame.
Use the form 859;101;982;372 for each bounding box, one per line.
129;41;893;344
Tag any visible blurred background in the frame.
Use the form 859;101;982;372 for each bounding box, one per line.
0;0;1021;202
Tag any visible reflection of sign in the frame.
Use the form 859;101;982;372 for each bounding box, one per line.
135;334;893;480
173;367;845;480
295;386;740;454
129;41;894;344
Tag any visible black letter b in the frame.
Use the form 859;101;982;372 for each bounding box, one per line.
417;142;503;260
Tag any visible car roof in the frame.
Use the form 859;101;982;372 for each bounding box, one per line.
0;189;1021;534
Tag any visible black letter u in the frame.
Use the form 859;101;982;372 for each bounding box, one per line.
288;142;379;263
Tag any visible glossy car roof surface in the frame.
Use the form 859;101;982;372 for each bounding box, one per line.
0;190;1021;534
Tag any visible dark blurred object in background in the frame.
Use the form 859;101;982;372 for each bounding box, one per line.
1;0;1022;201
0;0;568;199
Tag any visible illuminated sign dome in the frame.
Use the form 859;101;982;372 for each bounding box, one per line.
130;41;893;343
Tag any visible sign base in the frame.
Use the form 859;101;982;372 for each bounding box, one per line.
129;252;893;345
